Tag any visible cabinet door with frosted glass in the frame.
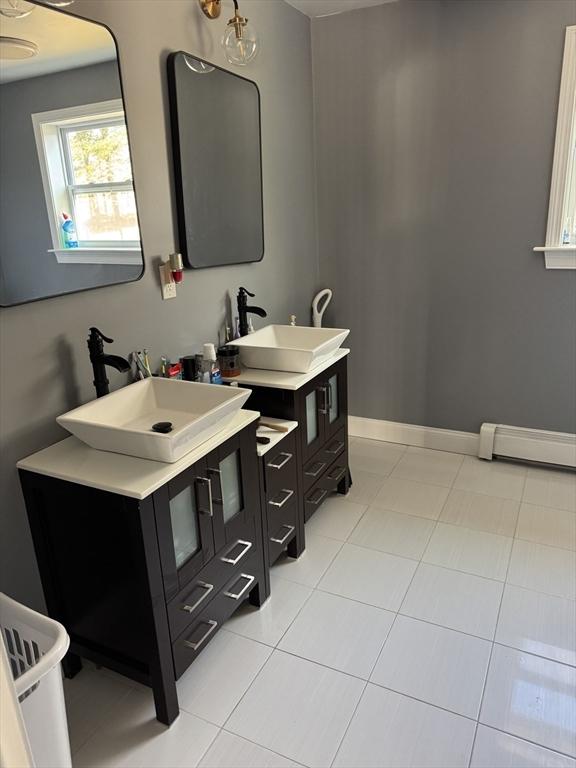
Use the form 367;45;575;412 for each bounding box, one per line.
206;429;259;552
155;458;216;599
324;357;348;441
298;377;327;462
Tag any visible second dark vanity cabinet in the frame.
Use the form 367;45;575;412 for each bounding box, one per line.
19;418;267;726
244;355;350;529
259;427;300;565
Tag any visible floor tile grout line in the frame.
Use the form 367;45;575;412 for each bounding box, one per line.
366;678;481;723
192;723;221;768
466;499;518;768
473;722;576;761
328;680;369;768
218;642;277;734
68;682;135;758
218;727;309;767
218;536;348;736
272;577;318;648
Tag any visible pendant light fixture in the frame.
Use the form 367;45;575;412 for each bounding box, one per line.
0;35;38;58
199;0;259;66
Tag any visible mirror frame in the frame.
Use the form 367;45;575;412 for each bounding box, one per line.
167;51;264;270
0;1;145;307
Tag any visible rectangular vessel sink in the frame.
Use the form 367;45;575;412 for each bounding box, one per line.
57;378;252;463
230;325;349;373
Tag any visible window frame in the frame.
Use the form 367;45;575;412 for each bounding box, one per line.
32;99;141;266
534;25;576;270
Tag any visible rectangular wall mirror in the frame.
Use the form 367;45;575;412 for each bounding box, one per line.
168;52;264;269
0;2;144;307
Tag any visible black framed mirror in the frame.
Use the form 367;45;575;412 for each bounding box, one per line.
0;2;144;306
167;52;264;269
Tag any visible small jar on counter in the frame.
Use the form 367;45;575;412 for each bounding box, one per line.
217;345;241;377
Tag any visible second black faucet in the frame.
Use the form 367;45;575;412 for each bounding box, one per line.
237;287;267;337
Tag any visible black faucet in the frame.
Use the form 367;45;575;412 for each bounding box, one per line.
87;327;131;398
237;287;267;337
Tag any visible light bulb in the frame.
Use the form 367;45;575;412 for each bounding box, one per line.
222;19;259;66
0;0;35;19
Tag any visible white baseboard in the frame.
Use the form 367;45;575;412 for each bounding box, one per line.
348;416;479;456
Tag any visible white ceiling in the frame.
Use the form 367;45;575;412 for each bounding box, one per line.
284;0;398;18
0;4;115;83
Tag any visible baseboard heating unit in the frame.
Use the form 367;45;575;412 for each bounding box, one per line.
479;423;576;469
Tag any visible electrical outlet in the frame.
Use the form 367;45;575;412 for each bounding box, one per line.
159;263;177;300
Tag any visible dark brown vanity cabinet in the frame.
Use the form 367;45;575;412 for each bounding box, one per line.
244;356;350;532
259;428;300;566
19;420;267;727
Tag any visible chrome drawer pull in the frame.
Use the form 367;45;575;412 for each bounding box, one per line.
326;440;344;456
224;573;255;600
184;619;217;651
269;489;294;508
305;461;326;478
267;452;293;470
329;466;346;483
307;488;328;506
221;539;252;565
181;581;214;613
196;477;213;516
270;524;295;545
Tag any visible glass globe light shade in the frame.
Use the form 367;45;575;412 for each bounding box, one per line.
0;0;35;19
44;1;75;6
222;21;259;66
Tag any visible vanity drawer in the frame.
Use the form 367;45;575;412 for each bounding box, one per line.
302;428;347;492
267;497;298;564
167;518;258;641
172;566;260;679
263;431;298;498
303;453;348;522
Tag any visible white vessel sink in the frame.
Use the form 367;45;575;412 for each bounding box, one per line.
57;378;252;463
230;325;349;373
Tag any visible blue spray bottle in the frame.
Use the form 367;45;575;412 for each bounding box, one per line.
61;212;78;248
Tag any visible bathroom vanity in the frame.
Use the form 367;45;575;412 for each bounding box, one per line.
255;419;300;589
226;349;351;540
18;412;267;726
17;346;351;727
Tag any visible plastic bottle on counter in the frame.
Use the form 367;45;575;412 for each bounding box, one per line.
203;343;222;384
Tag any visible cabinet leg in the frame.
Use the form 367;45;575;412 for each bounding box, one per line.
151;667;179;726
337;467;352;496
62;652;82;679
249;575;269;607
286;529;305;559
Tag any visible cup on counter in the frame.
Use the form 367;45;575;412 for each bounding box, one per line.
217;345;241;377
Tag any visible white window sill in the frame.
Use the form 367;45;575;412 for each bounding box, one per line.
533;246;576;270
49;248;142;266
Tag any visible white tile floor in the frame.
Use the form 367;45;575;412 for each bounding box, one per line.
65;438;576;767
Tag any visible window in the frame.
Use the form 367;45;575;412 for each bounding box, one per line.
32;99;141;265
534;26;576;269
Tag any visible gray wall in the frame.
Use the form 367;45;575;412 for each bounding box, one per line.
0;0;318;608
0;60;140;305
313;0;576;434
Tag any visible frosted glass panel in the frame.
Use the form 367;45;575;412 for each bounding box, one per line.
169;486;200;568
306;391;318;445
221;451;243;524
329;374;339;424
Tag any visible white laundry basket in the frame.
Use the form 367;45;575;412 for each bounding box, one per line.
0;593;72;768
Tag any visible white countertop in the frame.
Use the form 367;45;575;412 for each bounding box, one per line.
223;348;350;390
17;410;260;500
256;418;298;457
